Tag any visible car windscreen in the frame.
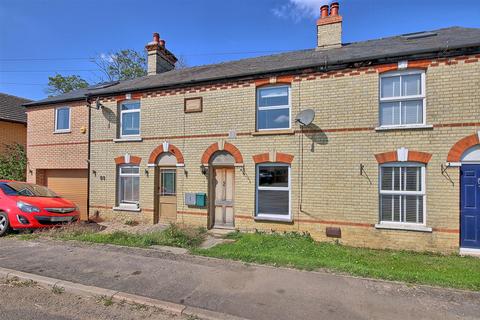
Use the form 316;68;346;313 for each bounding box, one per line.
0;182;59;197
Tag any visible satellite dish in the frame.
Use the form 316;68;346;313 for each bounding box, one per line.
295;109;315;126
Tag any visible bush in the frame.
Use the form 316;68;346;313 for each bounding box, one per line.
0;143;27;181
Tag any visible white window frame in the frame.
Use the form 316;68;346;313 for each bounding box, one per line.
256;85;291;131
378;162;427;229
120;100;141;138
379;70;426;129
117;165;140;209
54;106;71;133
255;163;291;221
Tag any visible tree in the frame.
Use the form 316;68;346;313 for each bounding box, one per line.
46;74;89;96
0;143;27;181
95;49;147;81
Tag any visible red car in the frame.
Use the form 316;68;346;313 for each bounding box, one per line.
0;180;80;236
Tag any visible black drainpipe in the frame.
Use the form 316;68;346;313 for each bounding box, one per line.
86;96;91;223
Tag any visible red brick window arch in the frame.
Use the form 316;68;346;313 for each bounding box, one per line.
201;142;243;165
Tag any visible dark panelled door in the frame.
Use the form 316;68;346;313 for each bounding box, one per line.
461;164;480;249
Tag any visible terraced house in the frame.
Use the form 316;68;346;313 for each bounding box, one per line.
25;3;480;254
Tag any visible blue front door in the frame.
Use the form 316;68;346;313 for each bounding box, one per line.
461;164;480;249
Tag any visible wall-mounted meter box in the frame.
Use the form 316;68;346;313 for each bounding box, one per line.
195;193;207;207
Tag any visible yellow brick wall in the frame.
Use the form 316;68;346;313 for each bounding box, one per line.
89;56;480;253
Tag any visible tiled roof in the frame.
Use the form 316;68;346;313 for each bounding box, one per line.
25;27;480;107
0;93;31;123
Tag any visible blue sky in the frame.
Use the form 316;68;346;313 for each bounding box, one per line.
1;0;479;100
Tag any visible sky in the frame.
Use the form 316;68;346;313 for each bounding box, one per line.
1;0;479;101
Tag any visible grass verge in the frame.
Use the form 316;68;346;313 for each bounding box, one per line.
19;223;206;249
193;231;480;291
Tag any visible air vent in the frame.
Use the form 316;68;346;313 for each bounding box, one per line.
401;31;437;40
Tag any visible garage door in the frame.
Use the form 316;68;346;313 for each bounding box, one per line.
45;169;88;221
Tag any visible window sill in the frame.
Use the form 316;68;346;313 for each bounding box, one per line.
375;223;432;232
54;130;71;134
254;215;293;223
375;124;433;132
113;137;143;143
113;205;141;212
252;129;295;136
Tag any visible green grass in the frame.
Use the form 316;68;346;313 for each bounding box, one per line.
18;224;206;249
193;232;480;291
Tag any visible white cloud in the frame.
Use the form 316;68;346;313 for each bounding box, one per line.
272;0;329;22
100;53;115;63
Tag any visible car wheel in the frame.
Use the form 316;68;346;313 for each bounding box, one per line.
0;212;10;236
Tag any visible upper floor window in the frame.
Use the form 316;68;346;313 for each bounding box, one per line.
256;86;291;131
55;107;71;133
256;163;291;221
118;165;140;206
379;163;425;225
379;70;425;127
120;101;140;137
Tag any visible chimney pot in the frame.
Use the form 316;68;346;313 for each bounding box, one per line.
330;2;339;16
153;32;160;43
159;39;165;47
320;5;329;18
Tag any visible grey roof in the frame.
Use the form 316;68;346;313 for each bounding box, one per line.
26;26;480;107
0;93;31;123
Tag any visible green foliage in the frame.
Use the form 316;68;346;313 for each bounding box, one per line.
0;143;27;181
26;223;207;249
96;50;147;81
46;74;89;96
194;232;480;291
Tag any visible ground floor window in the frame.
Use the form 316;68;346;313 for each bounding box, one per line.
379;163;425;224
256;163;291;221
118;165;140;206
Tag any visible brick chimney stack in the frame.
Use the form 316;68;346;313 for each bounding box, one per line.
316;2;343;50
145;33;178;75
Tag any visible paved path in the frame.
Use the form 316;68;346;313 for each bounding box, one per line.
0;238;478;320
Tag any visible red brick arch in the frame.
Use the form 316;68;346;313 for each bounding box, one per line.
447;133;480;162
114;155;142;165
252;152;294;164
201;142;243;165
148;143;184;165
375;150;432;164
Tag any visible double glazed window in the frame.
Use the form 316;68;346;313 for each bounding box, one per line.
256;164;291;220
379;164;425;224
256;86;291;130
118;165;140;205
120;101;140;137
55;107;70;132
380;71;425;127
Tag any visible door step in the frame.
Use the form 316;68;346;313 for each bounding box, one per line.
460;247;480;258
208;228;235;238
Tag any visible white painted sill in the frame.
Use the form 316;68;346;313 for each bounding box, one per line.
113;205;141;212
113;137;143;143
375;124;433;132
53;130;71;134
375;223;432;232
252;129;295;136
254;215;293;223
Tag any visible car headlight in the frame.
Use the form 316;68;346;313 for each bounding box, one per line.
17;201;40;213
